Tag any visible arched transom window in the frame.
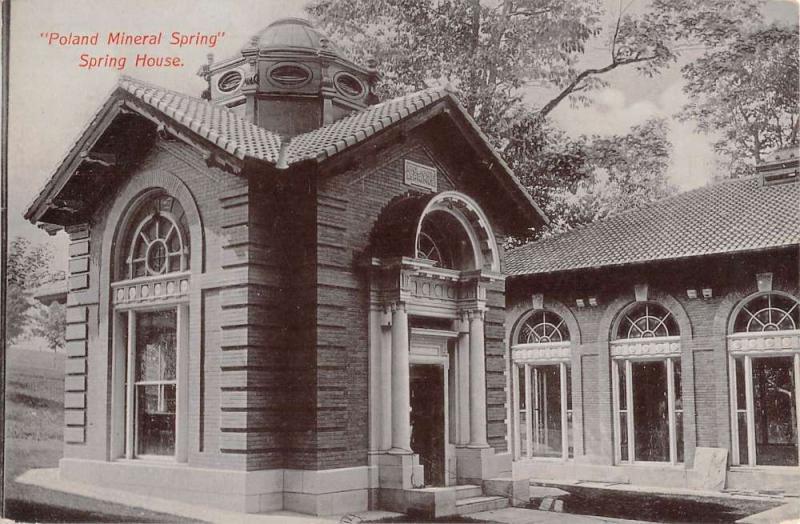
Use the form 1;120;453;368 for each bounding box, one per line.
733;293;800;333
728;292;800;468
517;310;570;344
612;301;683;465
415;213;474;271
617;302;678;339
123;194;190;280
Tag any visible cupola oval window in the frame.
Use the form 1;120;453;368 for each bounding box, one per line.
334;72;364;98
268;63;312;87
217;70;243;93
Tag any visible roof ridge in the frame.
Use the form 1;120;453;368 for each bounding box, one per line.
118;75;237;114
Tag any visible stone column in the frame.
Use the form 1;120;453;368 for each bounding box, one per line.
457;313;471;445
390;302;411;453
468;310;489;448
381;306;393;450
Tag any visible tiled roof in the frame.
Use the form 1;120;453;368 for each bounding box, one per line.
27;76;544;227
506;176;800;275
119;77;283;162
285;87;449;164
118;78;451;166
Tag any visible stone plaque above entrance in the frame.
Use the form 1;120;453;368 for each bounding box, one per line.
404;159;437;192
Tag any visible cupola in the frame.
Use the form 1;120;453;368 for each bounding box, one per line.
199;18;379;137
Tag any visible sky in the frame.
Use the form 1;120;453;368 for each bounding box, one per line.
5;0;799;269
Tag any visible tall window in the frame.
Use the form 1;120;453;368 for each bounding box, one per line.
133;310;177;456
612;302;683;464
512;310;573;460
729;292;800;467
113;191;190;462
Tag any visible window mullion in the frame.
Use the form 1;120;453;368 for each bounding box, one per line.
667;358;677;465
625;360;635;463
729;355;740;465
560;362;568;460
512;363;521;459
125;310;136;459
744;355;756;466
524;364;532;458
612;360;621;463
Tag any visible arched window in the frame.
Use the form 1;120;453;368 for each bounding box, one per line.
517;310;570;344
512;309;572;461
616;302;678;339
120;193;189;280
611;301;683;465
111;191;191;462
733;293;799;333
728;292;800;468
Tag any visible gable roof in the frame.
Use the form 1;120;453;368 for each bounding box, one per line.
506;176;800;276
26;76;545;228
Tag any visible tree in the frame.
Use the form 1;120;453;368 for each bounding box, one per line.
546;118;676;233
6;236;55;343
307;0;762;221
31;302;67;351
680;24;799;178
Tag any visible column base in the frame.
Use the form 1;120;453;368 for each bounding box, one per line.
456;447;509;485
375;451;424;490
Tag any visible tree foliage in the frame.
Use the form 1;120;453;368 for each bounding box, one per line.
31;302;67;351
680;23;799;178
546;118;675;233
6;236;55;343
307;0;763;229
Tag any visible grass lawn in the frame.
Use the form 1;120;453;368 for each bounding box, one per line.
4;350;202;523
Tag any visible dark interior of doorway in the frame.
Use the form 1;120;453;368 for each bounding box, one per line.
410;364;445;487
753;356;798;466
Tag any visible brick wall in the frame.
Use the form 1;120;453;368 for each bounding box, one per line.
307;128;514;469
506;247;799;466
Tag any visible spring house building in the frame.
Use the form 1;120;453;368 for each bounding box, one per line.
24;17;800;518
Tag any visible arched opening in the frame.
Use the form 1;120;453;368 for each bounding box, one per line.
110;189;192;462
728;292;800;467
511;309;573;460
416;211;476;270
611;301;683;464
116;191;190;281
413;191;500;272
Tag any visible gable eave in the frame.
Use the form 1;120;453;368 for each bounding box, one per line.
25;87;266;226
303;93;549;229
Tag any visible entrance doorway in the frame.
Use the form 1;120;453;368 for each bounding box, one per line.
410;364;446;486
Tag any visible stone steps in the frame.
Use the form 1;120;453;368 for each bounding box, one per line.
455;495;509;515
455;484;482;500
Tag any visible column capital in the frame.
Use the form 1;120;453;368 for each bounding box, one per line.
389;301;407;314
466;309;485;322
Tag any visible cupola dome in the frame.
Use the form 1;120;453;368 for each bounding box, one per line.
247;18;344;55
200;18;379;137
